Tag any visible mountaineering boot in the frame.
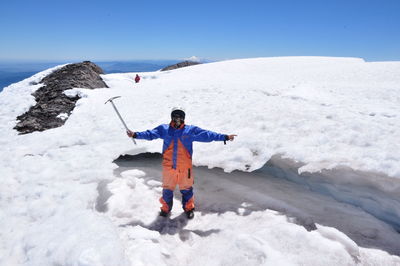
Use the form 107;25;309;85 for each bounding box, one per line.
159;210;170;217
185;209;195;219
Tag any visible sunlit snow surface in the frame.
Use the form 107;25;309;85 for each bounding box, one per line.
1;57;400;265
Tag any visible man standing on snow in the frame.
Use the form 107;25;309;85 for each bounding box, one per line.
127;107;236;219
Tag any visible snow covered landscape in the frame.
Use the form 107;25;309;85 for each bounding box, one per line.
1;57;400;265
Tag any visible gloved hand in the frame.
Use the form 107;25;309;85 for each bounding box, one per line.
226;134;237;141
224;134;237;145
126;130;136;138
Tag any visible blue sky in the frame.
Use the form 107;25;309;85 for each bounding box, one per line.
0;0;399;62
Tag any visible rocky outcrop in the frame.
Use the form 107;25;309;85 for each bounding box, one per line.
15;61;108;134
160;61;201;71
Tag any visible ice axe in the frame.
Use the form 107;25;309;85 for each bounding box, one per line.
105;96;136;145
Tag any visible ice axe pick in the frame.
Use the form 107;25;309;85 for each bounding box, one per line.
105;96;136;144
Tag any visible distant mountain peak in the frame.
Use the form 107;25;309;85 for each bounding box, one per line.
183;56;201;63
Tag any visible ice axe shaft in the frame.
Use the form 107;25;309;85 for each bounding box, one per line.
105;96;136;144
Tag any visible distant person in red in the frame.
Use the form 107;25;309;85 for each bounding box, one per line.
135;74;140;83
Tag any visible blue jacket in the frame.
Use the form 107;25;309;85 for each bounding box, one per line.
136;124;227;169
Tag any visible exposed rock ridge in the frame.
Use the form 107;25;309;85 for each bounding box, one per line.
160;61;201;71
15;61;108;134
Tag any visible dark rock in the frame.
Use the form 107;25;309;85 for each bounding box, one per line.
160;61;201;71
14;61;108;134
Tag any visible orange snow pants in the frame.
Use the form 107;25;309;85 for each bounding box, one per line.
159;140;195;213
162;166;194;191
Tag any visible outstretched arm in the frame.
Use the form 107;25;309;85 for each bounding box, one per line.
192;126;236;142
126;125;164;140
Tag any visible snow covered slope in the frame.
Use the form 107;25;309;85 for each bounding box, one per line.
1;57;400;265
103;56;400;176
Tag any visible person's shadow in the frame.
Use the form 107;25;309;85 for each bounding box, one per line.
120;213;220;241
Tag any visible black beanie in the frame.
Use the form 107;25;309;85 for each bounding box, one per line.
171;109;185;119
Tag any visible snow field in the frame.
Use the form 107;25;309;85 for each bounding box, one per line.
1;57;400;265
103;57;400;177
105;169;400;266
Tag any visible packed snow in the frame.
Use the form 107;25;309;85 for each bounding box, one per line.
0;57;400;265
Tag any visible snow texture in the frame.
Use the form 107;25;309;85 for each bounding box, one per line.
1;57;400;265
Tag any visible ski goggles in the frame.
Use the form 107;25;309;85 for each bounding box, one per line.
172;114;184;120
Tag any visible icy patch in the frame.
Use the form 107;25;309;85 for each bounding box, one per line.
317;225;360;262
263;155;400;231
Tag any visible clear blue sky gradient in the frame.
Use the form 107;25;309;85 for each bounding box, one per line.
0;0;399;61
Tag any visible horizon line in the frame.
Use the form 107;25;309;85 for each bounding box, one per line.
0;55;400;64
